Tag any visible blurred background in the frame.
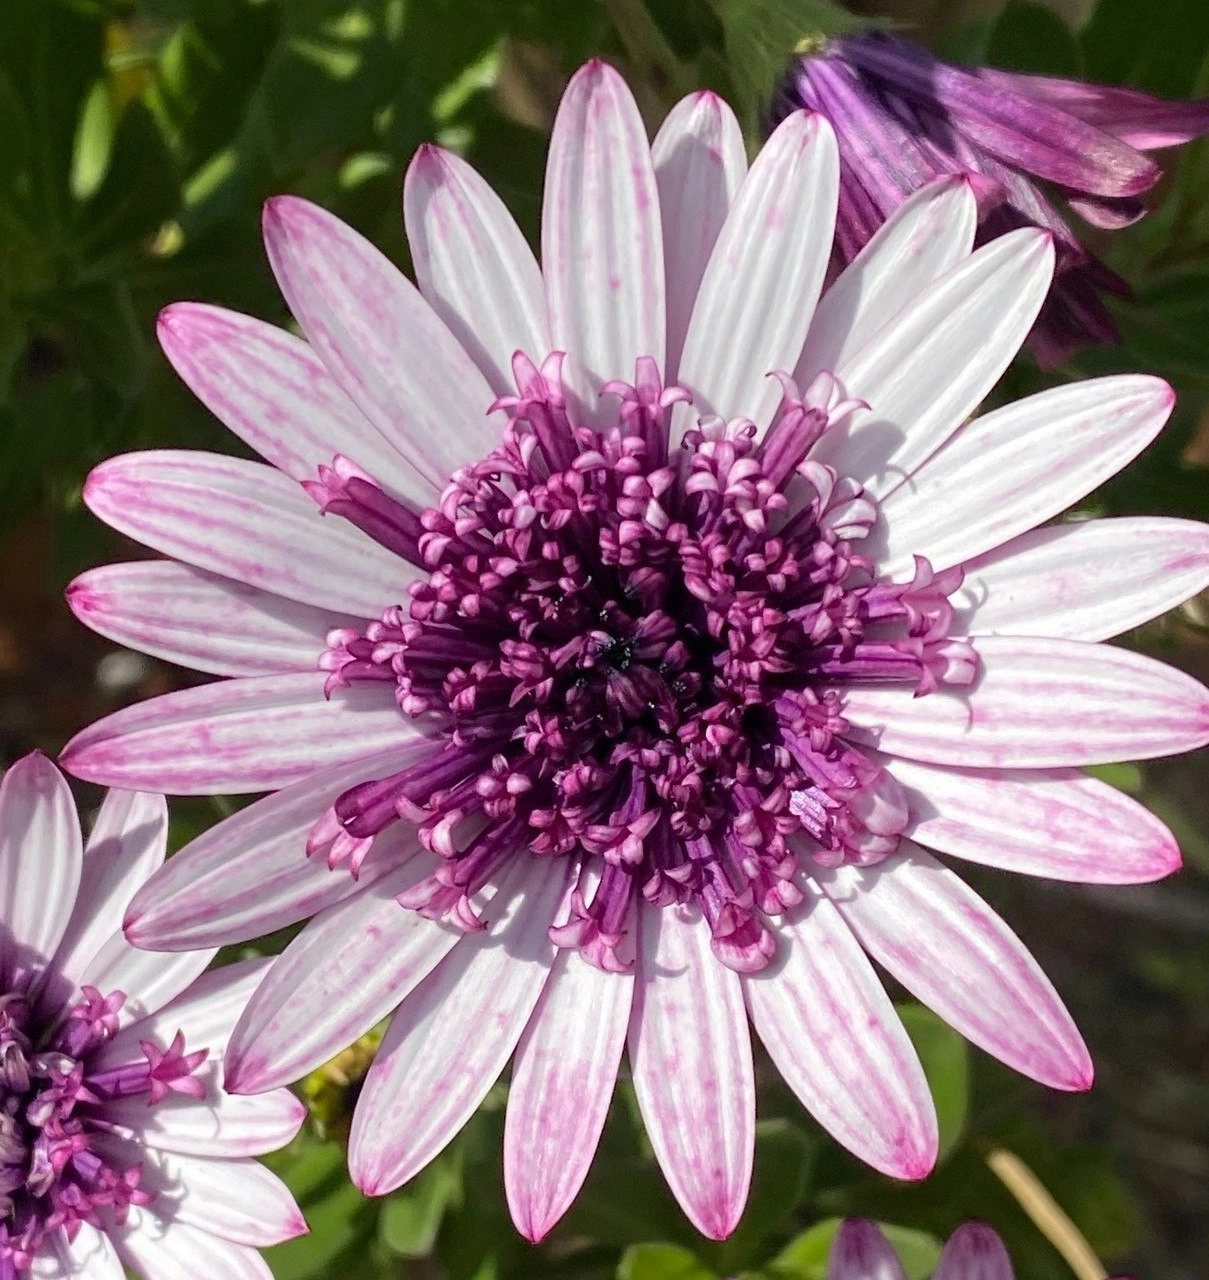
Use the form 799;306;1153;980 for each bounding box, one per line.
2;0;1208;1276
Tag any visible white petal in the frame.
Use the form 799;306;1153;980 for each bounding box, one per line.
0;753;82;988
348;853;567;1195
157;302;432;506
744;881;937;1178
817;845;1092;1089
797;174;978;385
31;1224;124;1280
68;561;361;677
877;375;1174;574
542;61;666;423
652;91;746;381
951;516;1209;641
813;228;1054;499
629;905;754;1240
405;146;550;394
83;450;414;618
113;1212;274;1280
842;636;1209;768
61;672;421;794
675;111;838;435
263;196;497;485
504;946;633;1242
890;756;1180;884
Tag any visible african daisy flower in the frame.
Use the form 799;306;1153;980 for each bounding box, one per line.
827;1219;1023;1280
0;753;305;1277
770;31;1209;366
62;61;1209;1241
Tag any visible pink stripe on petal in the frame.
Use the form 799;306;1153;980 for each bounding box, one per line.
629;905;754;1240
891;757;1180;884
60;672;421;795
933;1222;1014;1280
225;850;476;1094
797;174;977;387
263;196;497;485
827;1219;908;1280
543;60;666;424
504;946;634;1242
814;228;1054;500
122;746;422;950
51;790;167;993
83;450;412;617
817;844;1092;1089
0;754;82;988
652;91;746;382
843;636;1209;768
349;853;568;1196
112;1213;274;1280
675;111;838;434
744;880;937;1179
405;146;550;395
68;561;362;678
951;517;1209;642
157;302;433;506
877;375;1174;574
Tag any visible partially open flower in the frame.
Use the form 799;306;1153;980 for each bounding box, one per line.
62;62;1209;1241
770;30;1209;366
828;1219;1012;1280
0;754;305;1276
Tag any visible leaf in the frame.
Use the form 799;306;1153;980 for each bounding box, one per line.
986;1;1082;78
769;1218;942;1280
897;1003;969;1164
379;1147;463;1258
1081;0;1209;97
619;1243;717;1280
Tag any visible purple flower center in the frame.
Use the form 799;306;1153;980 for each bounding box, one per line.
307;355;976;972
0;986;207;1274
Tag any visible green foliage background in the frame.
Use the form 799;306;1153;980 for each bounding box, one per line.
2;0;1208;1277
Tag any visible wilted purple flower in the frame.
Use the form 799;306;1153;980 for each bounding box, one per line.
61;61;1209;1241
0;754;305;1277
771;30;1209;366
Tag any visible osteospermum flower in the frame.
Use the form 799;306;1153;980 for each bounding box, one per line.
62;62;1209;1240
826;1219;1053;1280
0;754;305;1277
769;30;1209;366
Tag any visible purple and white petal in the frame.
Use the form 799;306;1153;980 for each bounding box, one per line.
817;844;1092;1089
112;1213;274;1280
827;1219;909;1280
933;1221;1014;1280
629;905;754;1241
31;1224;125;1280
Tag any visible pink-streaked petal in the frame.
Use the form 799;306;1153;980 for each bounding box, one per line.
60;672;420;794
890;757;1180;884
404;146;550;395
933;1222;1014;1280
51;790;167;994
226;851;481;1094
106;1072;305;1159
102;1145;306;1248
813;228;1054;499
877;375;1174;574
83;450;413;618
31;1223;124;1280
951;517;1209;641
123;747;420;950
157;302;431;507
817;844;1092;1089
0;753;82;987
744;880;936;1180
113;1212;274;1280
629;904;754;1241
797;174;978;386
827;1219;908;1280
542;60;666;424
504;947;633;1242
675;111;839;433
349;853;568;1196
651;91;747;381
262;196;497;485
80;935;217;1033
843;636;1209;768
68;561;362;678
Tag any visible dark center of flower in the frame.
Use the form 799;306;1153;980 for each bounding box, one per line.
305;354;976;972
0;987;207;1273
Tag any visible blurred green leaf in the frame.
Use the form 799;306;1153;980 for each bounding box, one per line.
1082;0;1209;96
619;1243;717;1280
379;1146;463;1257
986;1;1082;77
898;1003;969;1163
